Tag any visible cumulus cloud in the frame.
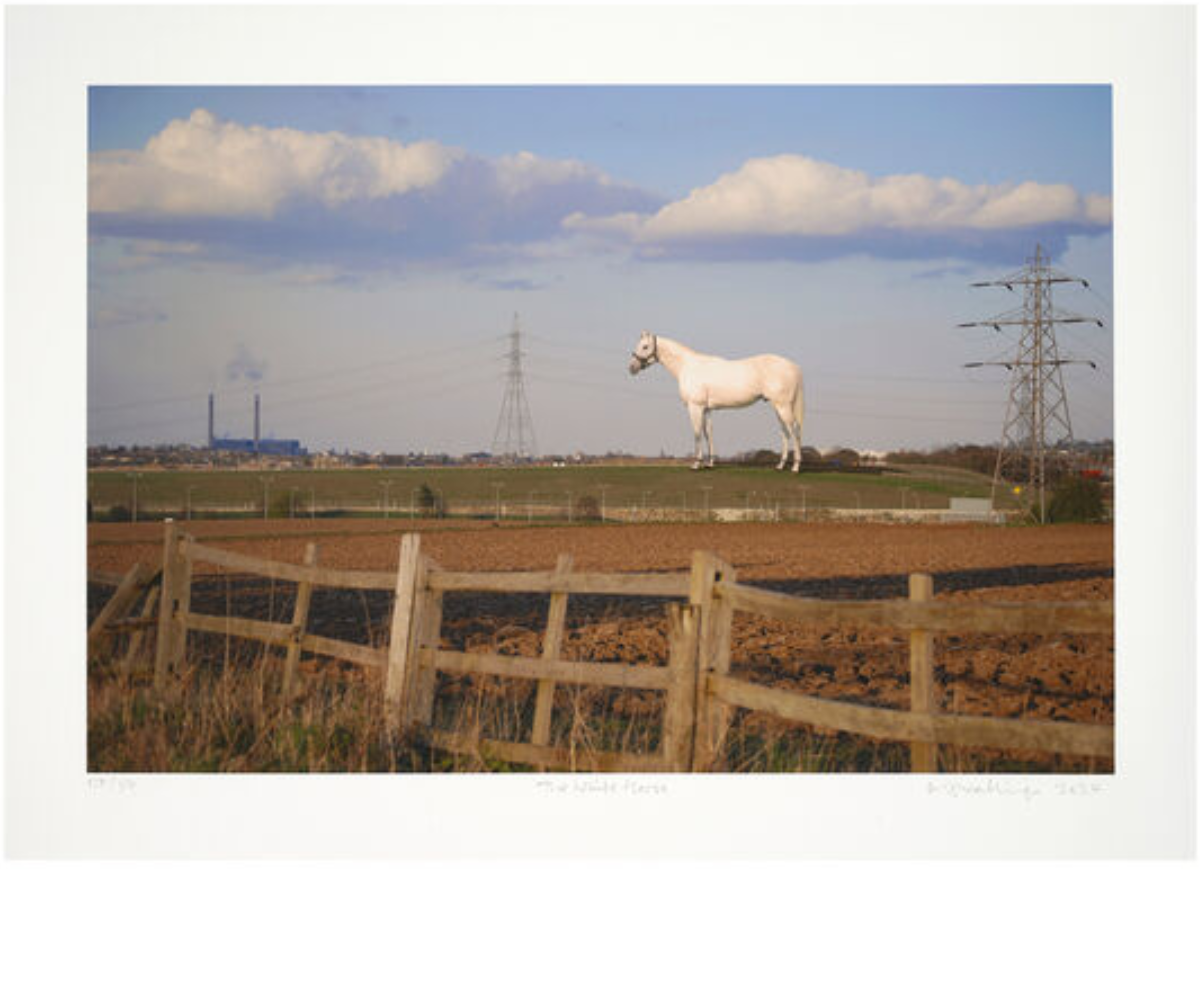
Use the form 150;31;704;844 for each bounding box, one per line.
566;153;1111;249
494;151;614;197
90;109;460;218
1084;194;1113;225
88;109;660;273
89;113;1109;270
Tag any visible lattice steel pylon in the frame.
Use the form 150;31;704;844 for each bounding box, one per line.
959;244;1102;523
490;313;538;461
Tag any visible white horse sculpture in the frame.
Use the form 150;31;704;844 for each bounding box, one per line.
629;331;805;472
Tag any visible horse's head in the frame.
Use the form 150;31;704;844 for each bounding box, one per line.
629;330;659;375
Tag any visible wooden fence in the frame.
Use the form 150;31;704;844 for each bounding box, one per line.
89;520;1114;771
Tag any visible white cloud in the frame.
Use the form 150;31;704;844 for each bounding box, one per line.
90;108;462;217
1084;193;1114;225
494;150;613;196
566;153;1112;244
89;110;664;273
90;114;1107;271
965;180;1082;229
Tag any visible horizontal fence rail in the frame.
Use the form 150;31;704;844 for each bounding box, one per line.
711;578;1113;765
110;521;1115;772
180;610;387;671
180;538;395;591
710;675;1114;758
421;648;673;691
719;581;1114;635
428;569;691;597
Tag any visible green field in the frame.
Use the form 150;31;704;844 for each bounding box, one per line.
88;462;1009;519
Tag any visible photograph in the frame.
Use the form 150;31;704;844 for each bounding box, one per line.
85;83;1116;775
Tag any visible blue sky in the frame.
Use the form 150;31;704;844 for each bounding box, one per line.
88;86;1113;455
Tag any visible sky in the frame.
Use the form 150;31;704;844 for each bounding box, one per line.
87;86;1114;456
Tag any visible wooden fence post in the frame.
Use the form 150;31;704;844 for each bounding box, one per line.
909;572;937;772
405;554;445;729
282;542;319;697
531;553;573;753
690;550;736;772
662;603;700;771
153;520;192;689
385;533;423;732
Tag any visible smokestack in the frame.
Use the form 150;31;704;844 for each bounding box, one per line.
208;393;214;449
254;393;260;454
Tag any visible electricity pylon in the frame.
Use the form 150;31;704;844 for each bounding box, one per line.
959;244;1102;523
491;313;538;461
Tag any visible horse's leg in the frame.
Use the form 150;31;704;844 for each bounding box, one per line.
687;403;705;470
772;410;792;468
771;402;797;471
791;400;803;473
703;409;715;468
790;417;802;472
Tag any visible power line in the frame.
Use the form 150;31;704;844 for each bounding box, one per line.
807;371;997;386
526;371;1004;426
1083;282;1115;316
92;366;502;439
88;334;498;414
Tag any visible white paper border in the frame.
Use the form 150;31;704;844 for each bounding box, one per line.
4;4;1194;858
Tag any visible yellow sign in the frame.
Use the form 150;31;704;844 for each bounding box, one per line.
1013;486;1022;495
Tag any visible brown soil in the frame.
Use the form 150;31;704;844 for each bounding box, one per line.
89;518;1111;583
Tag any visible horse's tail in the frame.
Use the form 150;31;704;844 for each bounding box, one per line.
791;368;805;429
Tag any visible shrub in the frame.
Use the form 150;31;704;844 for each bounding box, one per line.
1047;475;1107;523
416;484;446;518
576;495;602;521
268;493;293;518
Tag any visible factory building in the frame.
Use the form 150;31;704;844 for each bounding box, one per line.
208;393;306;457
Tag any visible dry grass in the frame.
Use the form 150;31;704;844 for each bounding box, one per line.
88;633;1106;774
89;646;409;772
88;632;673;773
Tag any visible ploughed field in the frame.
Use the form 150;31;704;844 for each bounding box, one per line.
89;520;1113;772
